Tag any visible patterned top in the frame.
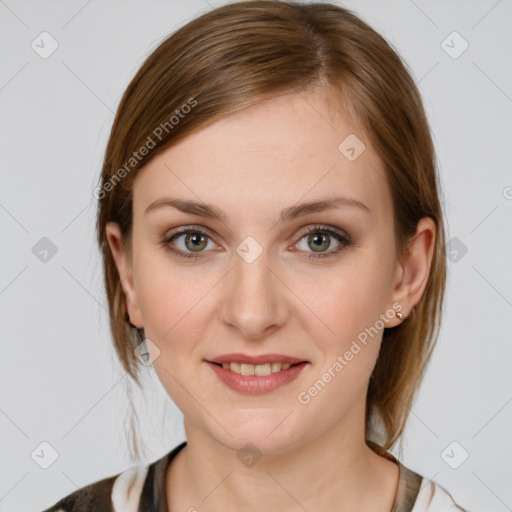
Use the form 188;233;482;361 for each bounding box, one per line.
41;441;469;511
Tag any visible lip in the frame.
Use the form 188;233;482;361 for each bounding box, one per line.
206;360;309;395
206;353;306;365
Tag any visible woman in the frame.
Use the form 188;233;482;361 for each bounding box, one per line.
43;1;470;510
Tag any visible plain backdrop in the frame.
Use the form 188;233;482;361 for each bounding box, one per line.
0;1;511;511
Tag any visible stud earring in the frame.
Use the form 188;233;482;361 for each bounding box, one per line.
396;311;403;319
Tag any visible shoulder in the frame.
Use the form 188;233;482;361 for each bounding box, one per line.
40;441;186;512
412;478;472;512
41;464;149;512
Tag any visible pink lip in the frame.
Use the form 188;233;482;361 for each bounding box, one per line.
207;353;306;365
206;360;309;395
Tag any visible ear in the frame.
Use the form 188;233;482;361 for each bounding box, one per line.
105;222;144;329
387;217;436;327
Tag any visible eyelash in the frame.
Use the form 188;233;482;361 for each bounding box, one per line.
161;224;353;260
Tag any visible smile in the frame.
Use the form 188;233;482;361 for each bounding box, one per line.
214;361;293;376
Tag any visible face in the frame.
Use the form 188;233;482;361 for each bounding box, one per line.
107;88;422;456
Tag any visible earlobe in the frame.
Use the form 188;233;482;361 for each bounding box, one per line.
389;217;436;326
105;222;144;329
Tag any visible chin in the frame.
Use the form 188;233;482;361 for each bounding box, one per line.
210;411;305;456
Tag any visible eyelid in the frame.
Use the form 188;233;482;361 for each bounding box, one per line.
295;224;350;240
163;224;219;243
164;223;349;241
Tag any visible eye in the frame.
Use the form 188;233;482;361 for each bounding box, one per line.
294;225;353;259
162;224;353;260
162;228;217;259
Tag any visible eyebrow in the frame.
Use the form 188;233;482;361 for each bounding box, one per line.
144;195;371;222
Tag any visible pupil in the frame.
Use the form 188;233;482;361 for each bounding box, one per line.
310;233;328;252
187;233;205;251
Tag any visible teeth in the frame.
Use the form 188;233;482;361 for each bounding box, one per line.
255;363;271;376
219;362;293;375
241;363;255;375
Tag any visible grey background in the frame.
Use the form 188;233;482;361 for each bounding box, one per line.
1;1;511;511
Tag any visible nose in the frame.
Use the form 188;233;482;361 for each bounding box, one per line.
219;248;290;340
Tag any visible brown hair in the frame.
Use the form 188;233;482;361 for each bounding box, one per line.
96;0;447;461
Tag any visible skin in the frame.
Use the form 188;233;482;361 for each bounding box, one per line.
106;87;435;511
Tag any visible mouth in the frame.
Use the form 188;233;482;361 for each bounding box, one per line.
205;353;308;377
206;358;309;394
208;361;304;376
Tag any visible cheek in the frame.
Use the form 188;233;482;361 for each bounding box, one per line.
289;256;390;388
134;254;218;349
292;262;385;337
135;262;213;411
134;248;182;316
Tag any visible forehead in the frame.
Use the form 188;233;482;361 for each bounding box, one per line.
133;90;392;223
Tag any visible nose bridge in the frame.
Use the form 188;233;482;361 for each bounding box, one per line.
221;242;288;338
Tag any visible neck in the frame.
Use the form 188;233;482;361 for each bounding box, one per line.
166;412;399;511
